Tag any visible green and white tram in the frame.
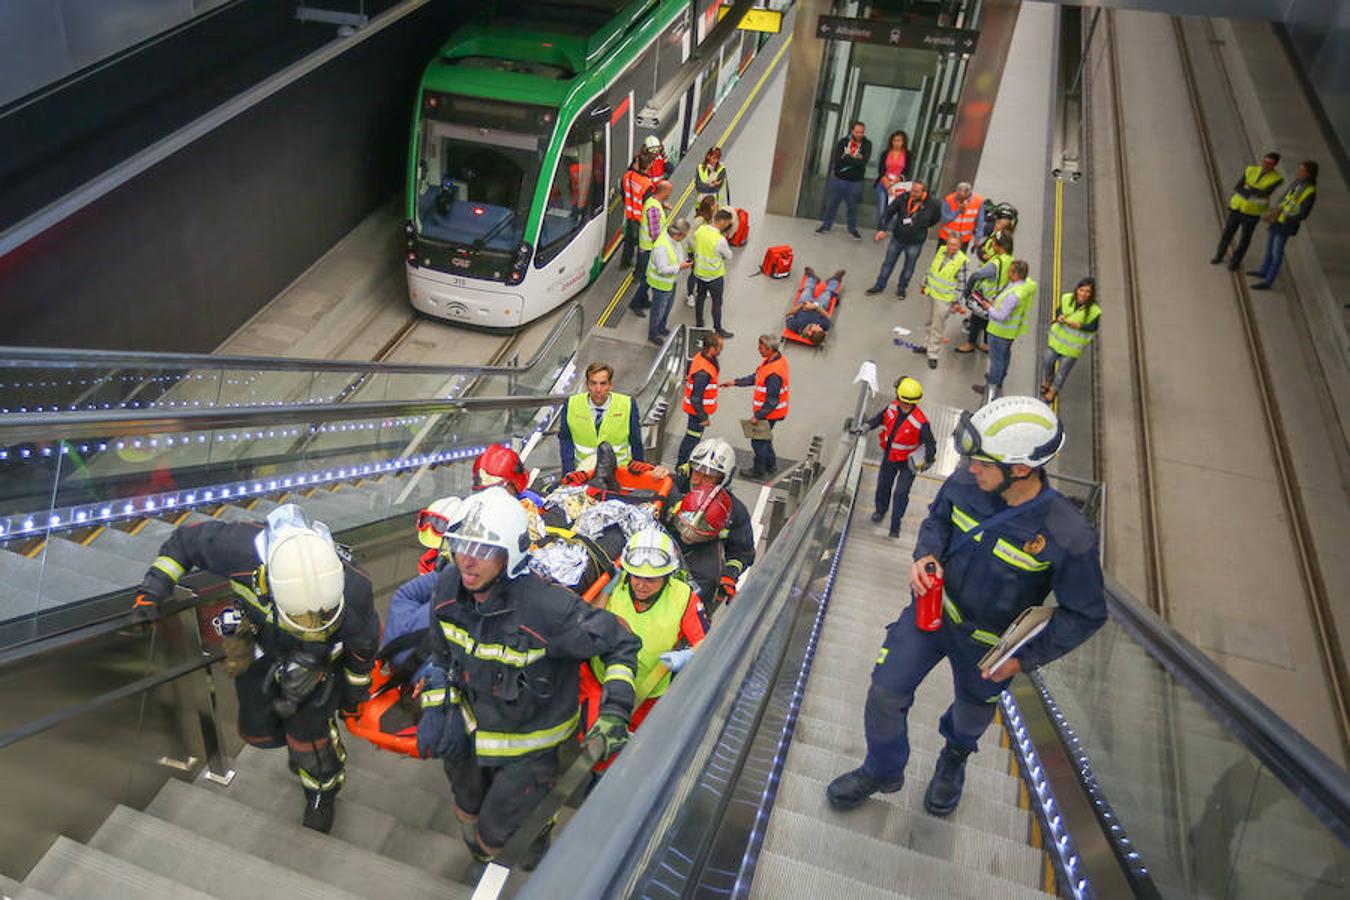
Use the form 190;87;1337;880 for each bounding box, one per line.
404;0;760;327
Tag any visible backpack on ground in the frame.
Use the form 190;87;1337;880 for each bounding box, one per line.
729;208;750;247
759;245;792;278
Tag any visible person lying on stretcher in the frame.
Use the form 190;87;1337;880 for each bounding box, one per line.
785;267;846;346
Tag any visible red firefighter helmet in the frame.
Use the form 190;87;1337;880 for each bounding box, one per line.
473;444;528;494
674;485;732;545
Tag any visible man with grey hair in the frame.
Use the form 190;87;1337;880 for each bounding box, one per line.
937;181;985;251
645;216;692;344
721;334;790;479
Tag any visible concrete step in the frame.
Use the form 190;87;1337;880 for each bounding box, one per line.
0;873;59;900
89;805;360;900
23;836;215;900
231;744;461;836
146;779;468;900
750;850;904;900
196;764;473;883
760;807;1049;900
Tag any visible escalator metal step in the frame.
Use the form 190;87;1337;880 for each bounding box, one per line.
23;835;215;900
0;550;124;619
89;805;360;900
791;711;1016;780
87;525;169;561
750;850;904;899
770;767;1041;878
759;807;1049;899
42;538;152;587
0;873;59;900
146;779;468;900
213;504;265;523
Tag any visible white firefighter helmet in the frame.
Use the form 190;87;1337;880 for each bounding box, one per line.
954;396;1064;468
254;504;345;636
445;486;531;577
689;437;737;485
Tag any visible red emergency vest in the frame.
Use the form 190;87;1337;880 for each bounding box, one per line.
752;354;790;421
879;403;927;462
623;169;652;221
938;192;983;244
682;353;720;416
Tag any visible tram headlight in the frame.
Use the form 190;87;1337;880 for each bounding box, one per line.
507;242;532;285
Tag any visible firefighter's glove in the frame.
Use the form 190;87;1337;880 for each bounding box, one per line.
659;649;695;674
717;574;738;604
339;680;369;718
271;651;330;718
414;665;467;761
222;635;256;678
131;570;173;622
584;713;630;763
560;469;591;487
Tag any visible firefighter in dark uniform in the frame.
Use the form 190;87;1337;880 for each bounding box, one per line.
665;437;756;613
828;397;1106;816
410;487;640;877
132;504;379;833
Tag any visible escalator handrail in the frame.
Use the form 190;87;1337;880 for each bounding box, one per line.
520;381;875;899
1103;574;1350;836
0;392;570;443
0;302;583;377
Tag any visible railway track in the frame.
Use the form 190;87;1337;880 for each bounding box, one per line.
1099;10;1349;757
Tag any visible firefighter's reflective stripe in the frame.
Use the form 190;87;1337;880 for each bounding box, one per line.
473;709;582;759
439;621;546;668
152;555;185;582
950;506;981;535
941;596;1000;646
420;688;447;709
298;768;345;792
993;538;1050;573
231;579;270;617
343;667;372;686
603;663;637;688
876;647;889;666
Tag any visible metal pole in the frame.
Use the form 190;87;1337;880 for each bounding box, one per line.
1067;8;1102;99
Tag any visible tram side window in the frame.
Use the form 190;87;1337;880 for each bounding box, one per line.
537;118;605;265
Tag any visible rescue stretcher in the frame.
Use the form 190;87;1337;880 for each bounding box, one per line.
781;270;844;346
343;464;674;758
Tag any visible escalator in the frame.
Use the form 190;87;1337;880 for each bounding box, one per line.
0;354;1346;898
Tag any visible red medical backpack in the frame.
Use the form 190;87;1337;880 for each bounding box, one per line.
759;245;793;278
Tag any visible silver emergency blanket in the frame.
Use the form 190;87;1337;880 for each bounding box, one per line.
541;485;594;523
527;541;590;586
571;499;658;541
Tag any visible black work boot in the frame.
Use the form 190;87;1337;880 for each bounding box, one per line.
592;442;620;490
923;743;970;816
826;767;904;811
302;791;336;833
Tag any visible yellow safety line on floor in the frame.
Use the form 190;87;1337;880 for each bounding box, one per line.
597;33;795;327
24;540;45;559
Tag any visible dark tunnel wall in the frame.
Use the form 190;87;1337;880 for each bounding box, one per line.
0;2;462;353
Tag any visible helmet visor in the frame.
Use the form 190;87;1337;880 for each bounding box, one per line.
691;463;725;484
446;537;507;563
417;509;452;536
952;411;993;461
675;510;718;544
624;544;677;571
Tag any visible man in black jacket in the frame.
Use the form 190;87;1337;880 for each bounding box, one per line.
815;121;872;240
866;180;942;300
132;505;380;833
412;487;640;876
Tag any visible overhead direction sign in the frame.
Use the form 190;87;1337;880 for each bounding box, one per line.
815;15;978;54
718;6;784;34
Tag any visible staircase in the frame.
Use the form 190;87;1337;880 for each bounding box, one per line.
2;724;482;899
750;466;1054;899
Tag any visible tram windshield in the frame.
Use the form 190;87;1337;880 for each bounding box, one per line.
412;94;558;252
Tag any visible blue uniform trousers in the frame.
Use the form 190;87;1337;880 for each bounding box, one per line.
874;458;916;534
862;603;1011;781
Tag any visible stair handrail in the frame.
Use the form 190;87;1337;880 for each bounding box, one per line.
520;379;874;899
0;302;584;378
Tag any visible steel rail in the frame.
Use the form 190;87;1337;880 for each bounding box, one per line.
1103;11;1166;616
1170;17;1350;759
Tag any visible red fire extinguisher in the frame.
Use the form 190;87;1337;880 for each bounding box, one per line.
915;561;943;632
